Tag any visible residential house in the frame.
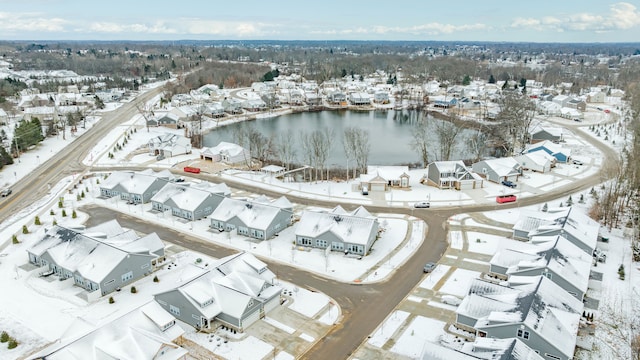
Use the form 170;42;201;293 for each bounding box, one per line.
304;92;322;106
27;220;165;298
209;196;293;240
359;166;410;192
425;161;483;190
349;92;371;105
551;94;570;108
147;112;180;128
529;126;563;143
527;207;599;255
30;301;187;360
100;169;173;204
154;252;282;332
205;102;225;118
150;181;230;221
489;235;594;301
472;157;522;184
222;98;243;114
566;98;586;111
512;208;573;240
421;337;545;360
456;276;583;360
200;142;251;166
242;98;267;112
295;205;379;256
515;150;555;173
432;96;458;108
327;90;347;105
525;140;571;163
373;92;390;104
148;133;192;157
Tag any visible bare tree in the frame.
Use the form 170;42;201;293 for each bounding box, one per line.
275;129;296;171
467;128;489;162
434;118;462;161
495;92;536;154
135;101;155;133
343;127;370;179
410;116;430;167
309;128;333;181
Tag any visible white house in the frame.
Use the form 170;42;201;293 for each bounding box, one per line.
200;142;251;165
515;150;555;173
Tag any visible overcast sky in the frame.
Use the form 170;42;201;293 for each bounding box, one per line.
1;1;639;42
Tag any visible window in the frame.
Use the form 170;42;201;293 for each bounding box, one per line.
545;354;561;360
104;279;115;286
299;237;312;246
169;304;180;316
516;329;530;340
316;239;327;248
141;263;149;269
121;271;133;282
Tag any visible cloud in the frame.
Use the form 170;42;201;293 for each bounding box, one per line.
312;22;488;37
511;2;640;33
0;11;68;32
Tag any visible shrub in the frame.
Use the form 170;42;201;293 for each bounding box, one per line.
76;194;81;201
131;286;137;294
52;219;57;226
567;196;573;206
81;191;85;198
58;200;63;208
12;235;18;244
96;179;100;185
62;210;67;217
0;331;9;342
50;209;55;215
22;225;28;234
7;338;17;349
618;264;625;280
108;296;115;304
542;203;548;212
72;210;77;219
153;275;159;283
35;216;41;225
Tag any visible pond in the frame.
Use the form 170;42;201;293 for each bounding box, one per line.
203;110;478;167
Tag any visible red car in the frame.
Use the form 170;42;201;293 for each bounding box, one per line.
184;166;201;174
496;194;517;204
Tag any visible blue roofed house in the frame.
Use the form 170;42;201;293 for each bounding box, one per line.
99;169;173;204
209;195;294;240
425;161;483;190
150;182;231;221
472;157;522;184
153;252;282;333
27;220;166;299
295;205;379;256
456;276;583;360
525;140;571;164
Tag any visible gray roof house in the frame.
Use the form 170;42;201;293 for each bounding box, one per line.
150;181;231;221
27;220;166;298
472;157;522;184
515;150;554;173
153;252;282;332
489;235;594;301
426;161;483;190
527;207;599;255
295;205;379;256
512;209;571;240
99;169;173;204
456;276;583;360
148;133;192;157
147;112;180;129
529;126;563;143
420;337;545;360
359;166;410;192
210;195;293;240
30;301;187;360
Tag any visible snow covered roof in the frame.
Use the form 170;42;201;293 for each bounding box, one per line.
360;166;409;182
475;157;521;177
101;171;170;194
209;196;292;231
528;207;599;252
462;337;545;360
203;141;249;157
33;301;186;360
515;150;554;167
295;206;378;246
512;209;568;236
28;222;164;283
526;140;570;157
151;182;229;211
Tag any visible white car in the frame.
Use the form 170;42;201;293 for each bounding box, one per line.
414;201;430;208
441;295;462;306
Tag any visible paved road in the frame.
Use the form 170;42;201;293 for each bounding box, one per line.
0;100;618;360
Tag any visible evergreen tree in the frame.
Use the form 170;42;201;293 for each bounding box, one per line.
488;74;496;84
463;75;471;85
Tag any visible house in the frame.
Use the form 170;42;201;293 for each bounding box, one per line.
242;98;267;112
154;252;282;332
305;92;322;106
527;207;599;255
566;98;586;111
100;169;173;204
222;98;243;114
30;301;187;360
150;181;230;221
526;140;571;163
515;150;554;173
529;126;563;143
489;235;594;301
373;92;390;104
420;337;544;360
148;133;192;157
209;196;293;240
359;166;410;192
327;91;347;105
295;205;379;256
471;157;522;184
200;142;251;166
204;102;225;118
456;276;583;360
512;208;571;240
551;94;570;108
425;161;483;190
349;92;371;105
586;91;606;103
148;112;180;128
27;220;165;298
432;96;458;108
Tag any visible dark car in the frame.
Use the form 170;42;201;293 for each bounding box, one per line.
572;159;583;165
0;188;11;197
423;262;436;273
501;180;517;188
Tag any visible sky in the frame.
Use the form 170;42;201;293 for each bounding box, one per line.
1;1;639;43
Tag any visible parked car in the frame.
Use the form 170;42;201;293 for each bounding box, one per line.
361;186;368;195
414;201;431;208
0;188;11;197
441;295;462;306
423;262;436;273
572;159;584;165
501;180;517;188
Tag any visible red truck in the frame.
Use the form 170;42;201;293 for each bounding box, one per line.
183;166;201;174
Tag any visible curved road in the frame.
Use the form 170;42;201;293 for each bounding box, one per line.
0;97;618;360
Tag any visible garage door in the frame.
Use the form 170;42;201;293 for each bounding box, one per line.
264;296;280;313
371;183;385;192
241;308;261;329
458;181;473;190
